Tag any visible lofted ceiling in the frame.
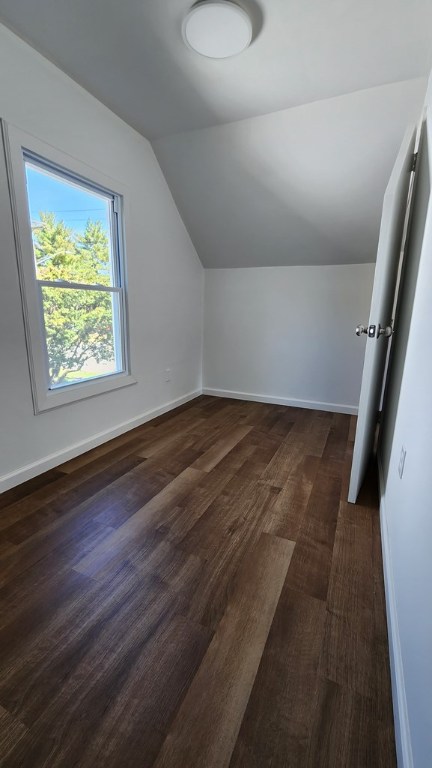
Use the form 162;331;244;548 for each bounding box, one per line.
0;0;430;268
0;0;430;140
154;79;426;267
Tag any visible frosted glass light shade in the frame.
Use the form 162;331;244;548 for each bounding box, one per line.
183;1;253;59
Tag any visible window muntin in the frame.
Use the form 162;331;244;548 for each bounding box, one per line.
23;154;126;391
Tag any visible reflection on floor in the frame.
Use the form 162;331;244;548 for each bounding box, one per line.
0;396;396;767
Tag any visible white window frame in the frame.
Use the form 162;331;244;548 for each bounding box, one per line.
2;120;135;413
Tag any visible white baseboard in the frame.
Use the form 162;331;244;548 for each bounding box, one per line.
0;386;356;493
0;390;201;493
202;387;358;415
378;457;413;768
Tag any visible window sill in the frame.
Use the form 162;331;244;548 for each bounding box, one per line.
34;371;137;413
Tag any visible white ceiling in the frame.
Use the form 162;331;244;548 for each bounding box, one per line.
154;79;426;267
0;0;431;139
0;1;430;268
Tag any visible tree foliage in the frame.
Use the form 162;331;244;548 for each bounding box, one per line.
33;213;115;385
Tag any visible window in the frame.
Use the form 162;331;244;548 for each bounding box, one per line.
3;122;134;412
25;156;125;389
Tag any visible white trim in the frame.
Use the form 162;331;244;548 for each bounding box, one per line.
378;456;413;768
0;387;358;493
0;390;201;493
202;387;358;415
1;119;134;413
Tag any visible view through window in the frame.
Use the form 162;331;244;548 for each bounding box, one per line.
24;156;126;389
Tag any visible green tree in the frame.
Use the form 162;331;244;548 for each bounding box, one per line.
75;219;112;286
32;213;115;385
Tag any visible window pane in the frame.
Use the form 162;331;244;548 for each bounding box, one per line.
25;160;115;286
40;286;123;389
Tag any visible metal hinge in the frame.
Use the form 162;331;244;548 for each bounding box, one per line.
411;152;418;173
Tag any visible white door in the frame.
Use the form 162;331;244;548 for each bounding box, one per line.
348;125;417;503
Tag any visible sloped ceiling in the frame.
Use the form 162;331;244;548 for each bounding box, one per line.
0;0;430;266
0;0;430;139
154;79;426;267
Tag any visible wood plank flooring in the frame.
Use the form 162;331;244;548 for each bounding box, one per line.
0;396;396;767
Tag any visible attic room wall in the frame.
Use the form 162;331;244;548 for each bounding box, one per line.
0;25;204;491
155;78;425;414
203;265;374;413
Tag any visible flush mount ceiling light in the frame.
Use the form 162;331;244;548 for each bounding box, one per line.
183;1;253;59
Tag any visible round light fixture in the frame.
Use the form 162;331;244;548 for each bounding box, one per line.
183;1;253;59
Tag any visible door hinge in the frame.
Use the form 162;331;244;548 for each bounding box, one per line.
411;152;418;173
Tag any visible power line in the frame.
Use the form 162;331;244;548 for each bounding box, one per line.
36;208;106;213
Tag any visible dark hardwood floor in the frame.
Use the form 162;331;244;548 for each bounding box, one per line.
0;396;396;767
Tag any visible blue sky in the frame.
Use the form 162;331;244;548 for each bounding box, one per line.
25;163;110;235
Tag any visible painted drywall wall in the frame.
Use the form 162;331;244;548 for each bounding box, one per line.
203;264;375;413
154;79;426;268
0;24;203;489
379;114;432;767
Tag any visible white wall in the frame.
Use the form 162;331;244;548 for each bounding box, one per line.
154;79;426;268
203;264;375;413
0;25;203;490
379;113;432;767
